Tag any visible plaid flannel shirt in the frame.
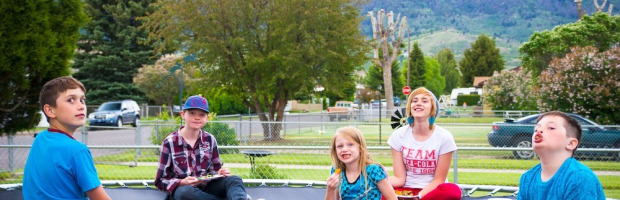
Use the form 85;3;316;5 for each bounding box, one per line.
154;127;222;194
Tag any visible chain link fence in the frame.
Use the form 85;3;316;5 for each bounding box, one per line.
1;114;618;197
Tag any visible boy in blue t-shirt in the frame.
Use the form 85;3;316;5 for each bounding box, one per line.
23;76;110;200
518;111;605;200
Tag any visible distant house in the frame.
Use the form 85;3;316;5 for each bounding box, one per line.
472;76;492;88
449;87;483;106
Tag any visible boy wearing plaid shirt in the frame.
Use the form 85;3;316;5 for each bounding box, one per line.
155;95;250;200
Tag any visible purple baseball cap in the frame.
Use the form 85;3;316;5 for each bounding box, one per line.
183;95;209;113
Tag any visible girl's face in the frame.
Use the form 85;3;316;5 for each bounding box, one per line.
334;135;360;166
410;94;433;118
533;116;571;153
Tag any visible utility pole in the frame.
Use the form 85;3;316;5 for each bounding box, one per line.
407;27;411;87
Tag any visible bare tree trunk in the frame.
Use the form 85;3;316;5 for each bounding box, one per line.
369;9;407;113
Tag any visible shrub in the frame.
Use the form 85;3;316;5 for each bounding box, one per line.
457;94;481;106
538;46;619;124
248;164;288;179
202;121;239;154
482;70;538;110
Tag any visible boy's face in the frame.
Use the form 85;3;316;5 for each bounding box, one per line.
44;88;87;129
533;116;575;154
181;109;208;130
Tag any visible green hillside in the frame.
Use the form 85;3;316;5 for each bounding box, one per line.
361;0;620;69
406;28;521;69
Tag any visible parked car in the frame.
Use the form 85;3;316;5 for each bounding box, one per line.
88;100;141;127
371;99;387;109
487;113;620;160
327;101;357;121
394;97;402;107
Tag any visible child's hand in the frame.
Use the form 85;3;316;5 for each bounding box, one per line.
326;172;340;191
218;168;231;176
180;176;201;186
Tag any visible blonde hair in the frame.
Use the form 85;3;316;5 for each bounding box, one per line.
405;87;437;130
329;127;377;194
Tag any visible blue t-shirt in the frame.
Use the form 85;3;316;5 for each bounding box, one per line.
332;164;387;200
23;130;101;200
518;157;605;200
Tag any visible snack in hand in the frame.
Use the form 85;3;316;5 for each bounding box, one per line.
334;168;341;174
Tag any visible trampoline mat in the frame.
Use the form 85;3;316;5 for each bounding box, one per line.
0;187;516;200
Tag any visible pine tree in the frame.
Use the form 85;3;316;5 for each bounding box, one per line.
73;0;159;104
0;1;88;135
408;42;426;88
436;48;460;94
366;61;403;95
458;34;504;86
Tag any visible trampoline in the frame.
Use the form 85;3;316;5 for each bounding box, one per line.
1;180;517;200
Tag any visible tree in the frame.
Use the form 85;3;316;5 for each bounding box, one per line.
423;57;445;97
365;61;403;97
520;12;620;75
538;46;619;124
73;0;160;105
0;1;88;135
482;70;538;111
407;42;426;89
459;34;504;86
142;0;368;140
369;9;408;112
435;48;460;94
133;54;201;115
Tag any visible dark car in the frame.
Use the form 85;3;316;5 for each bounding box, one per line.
487;113;619;160
394;97;402;107
88;100;141;127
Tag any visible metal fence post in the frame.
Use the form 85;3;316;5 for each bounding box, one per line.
155;119;160;142
134;123;141;167
283;115;287;136
8;135;14;174
81;125;88;145
453;150;458;184
239;114;243;141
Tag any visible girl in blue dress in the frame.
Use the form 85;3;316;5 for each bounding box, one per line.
325;127;397;200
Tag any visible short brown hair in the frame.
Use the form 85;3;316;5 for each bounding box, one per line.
536;111;582;156
40;76;86;122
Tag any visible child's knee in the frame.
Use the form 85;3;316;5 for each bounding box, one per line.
224;175;243;184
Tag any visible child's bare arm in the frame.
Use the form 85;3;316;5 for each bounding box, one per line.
85;185;111;200
389;148;406;187
325;173;340;200
419;152;453;197
377;178;397;200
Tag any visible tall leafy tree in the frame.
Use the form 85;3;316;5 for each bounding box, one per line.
0;1;88;135
520;13;620;75
73;0;159;104
142;0;368;140
459;34;504;86
407;42;426;89
423;57;445;97
435;48;460;94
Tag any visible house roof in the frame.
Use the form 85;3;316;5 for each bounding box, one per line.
473;76;492;88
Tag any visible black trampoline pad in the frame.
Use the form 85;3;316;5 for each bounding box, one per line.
105;187;168;199
1;187;516;200
246;186;326;200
